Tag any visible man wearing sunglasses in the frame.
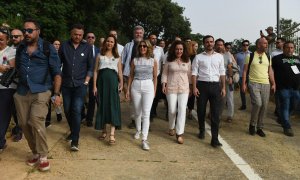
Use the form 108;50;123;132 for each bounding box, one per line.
11;29;24;49
81;32;100;127
13;19;62;171
235;40;251;110
242;37;276;137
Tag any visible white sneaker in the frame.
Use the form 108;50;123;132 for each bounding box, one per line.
142;140;150;151
134;131;140;139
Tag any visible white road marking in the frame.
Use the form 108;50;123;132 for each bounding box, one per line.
191;110;262;180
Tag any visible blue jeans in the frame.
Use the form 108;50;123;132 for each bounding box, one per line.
62;85;87;143
278;89;300;129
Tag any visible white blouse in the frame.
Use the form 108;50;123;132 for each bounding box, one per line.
0;46;16;89
98;55;119;73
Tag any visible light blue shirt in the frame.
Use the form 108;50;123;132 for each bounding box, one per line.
235;50;251;77
121;40;134;77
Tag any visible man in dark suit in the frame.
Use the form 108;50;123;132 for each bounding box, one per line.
82;32;100;127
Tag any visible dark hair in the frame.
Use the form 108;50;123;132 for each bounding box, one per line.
100;35;119;58
167;40;189;63
277;37;286;42
24;18;40;29
215;38;225;44
283;41;295;48
148;33;157;38
224;42;231;47
242;40;250;45
203;35;214;44
0;26;10;38
71;23;84;31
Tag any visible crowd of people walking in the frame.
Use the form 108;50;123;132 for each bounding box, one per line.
0;18;300;172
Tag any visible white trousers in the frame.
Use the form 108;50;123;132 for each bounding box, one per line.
166;93;189;135
131;79;154;140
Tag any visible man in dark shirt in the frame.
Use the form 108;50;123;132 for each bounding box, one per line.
14;19;62;171
59;24;93;151
272;41;300;137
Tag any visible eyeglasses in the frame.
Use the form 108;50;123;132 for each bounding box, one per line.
139;45;147;48
243;44;249;46
22;28;38;34
87;36;95;39
11;35;22;39
259;56;262;64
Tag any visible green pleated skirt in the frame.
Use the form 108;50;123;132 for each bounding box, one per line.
95;68;121;130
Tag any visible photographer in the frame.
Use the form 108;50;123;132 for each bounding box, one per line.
0;26;16;153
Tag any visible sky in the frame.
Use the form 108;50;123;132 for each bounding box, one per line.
172;0;300;43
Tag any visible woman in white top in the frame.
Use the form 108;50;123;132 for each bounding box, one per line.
93;35;123;145
126;40;157;151
0;26;16;152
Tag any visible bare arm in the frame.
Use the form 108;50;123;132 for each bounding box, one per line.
93;55;100;96
153;60;158;94
242;64;249;93
269;66;276;93
126;61;135;99
118;59;124;92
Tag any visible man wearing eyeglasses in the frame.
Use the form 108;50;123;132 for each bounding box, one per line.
13;19;62;171
59;24;93;151
235;40;251;110
272;41;300;137
242;37;276;137
271;38;285;58
81;32;100;127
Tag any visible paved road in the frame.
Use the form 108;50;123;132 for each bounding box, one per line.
0;91;299;179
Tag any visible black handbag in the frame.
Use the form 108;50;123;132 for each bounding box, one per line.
0;67;18;87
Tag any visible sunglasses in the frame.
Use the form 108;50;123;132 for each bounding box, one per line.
87;36;95;39
139;45;147;48
243;44;249;46
259;56;262;64
22;28;38;34
11;35;22;39
0;28;9;35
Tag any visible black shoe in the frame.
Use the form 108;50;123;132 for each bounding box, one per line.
128;120;136;129
276;118;282;125
211;140;222;148
65;134;72;142
70;141;79;151
249;125;255;136
239;106;246;110
198;131;205;139
13;133;22;142
256;129;266;137
45;121;51;128
150;116;154;122
283;128;294;137
86;121;93;127
57;114;62;122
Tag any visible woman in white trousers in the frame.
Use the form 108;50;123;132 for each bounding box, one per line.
162;40;191;144
126;40;157;150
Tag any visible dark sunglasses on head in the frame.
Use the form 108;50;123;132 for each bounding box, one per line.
11;35;22;39
259;56;262;64
139;45;147;48
243;44;249;46
22;28;38;34
87;36;95;39
0;28;9;35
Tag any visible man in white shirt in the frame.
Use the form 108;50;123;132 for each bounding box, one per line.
271;37;285;58
192;35;226;148
109;29;124;56
148;33;165;121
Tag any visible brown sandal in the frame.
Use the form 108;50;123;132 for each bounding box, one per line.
98;132;107;140
168;129;175;136
108;135;116;145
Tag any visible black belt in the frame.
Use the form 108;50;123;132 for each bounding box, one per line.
198;81;219;84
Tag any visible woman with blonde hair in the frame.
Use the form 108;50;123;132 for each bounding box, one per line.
93;35;123;145
126;40;157;151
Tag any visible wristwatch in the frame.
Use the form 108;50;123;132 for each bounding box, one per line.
84;81;89;85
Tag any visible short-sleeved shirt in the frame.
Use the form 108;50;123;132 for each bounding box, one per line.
98;55;119;73
245;51;271;84
0;46;16;89
235;50;251;77
133;57;154;80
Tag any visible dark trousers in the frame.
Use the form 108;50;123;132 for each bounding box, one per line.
239;78;246;107
86;78;96;122
150;75;165;116
62;85;87;143
196;81;221;141
187;94;195;110
0;89;15;148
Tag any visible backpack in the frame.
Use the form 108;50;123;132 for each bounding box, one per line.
1;41;51;87
246;52;270;81
231;62;240;83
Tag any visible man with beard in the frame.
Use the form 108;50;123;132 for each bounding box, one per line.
192;35;226;148
121;25;144;129
14;19;62;171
